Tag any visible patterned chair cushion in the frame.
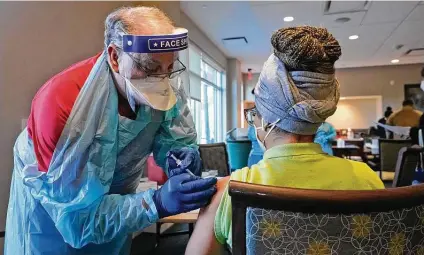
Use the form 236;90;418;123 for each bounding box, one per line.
246;206;424;255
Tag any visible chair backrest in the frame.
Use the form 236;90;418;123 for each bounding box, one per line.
229;181;424;255
393;147;424;187
198;143;230;177
346;139;366;161
379;139;412;172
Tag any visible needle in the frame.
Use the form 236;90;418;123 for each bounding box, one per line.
170;153;196;177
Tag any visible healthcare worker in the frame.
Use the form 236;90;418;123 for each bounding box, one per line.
5;6;216;255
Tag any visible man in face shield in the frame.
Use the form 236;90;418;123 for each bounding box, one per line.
5;6;216;255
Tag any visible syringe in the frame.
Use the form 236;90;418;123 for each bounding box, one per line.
169;153;197;177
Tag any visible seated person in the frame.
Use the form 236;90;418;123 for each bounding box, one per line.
388;100;423;127
376;107;393;138
185;26;384;255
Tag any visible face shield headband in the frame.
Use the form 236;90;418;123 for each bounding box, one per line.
117;28;189;112
122;28;188;54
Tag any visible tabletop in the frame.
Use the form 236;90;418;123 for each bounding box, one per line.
158;210;199;224
332;145;360;150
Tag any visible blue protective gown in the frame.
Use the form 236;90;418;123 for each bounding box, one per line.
314;122;337;156
5;53;197;254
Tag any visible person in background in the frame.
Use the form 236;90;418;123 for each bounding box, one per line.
388;99;423;127
184;26;384;255
314;122;337;155
246;89;264;167
5;6;217;255
376;106;393;138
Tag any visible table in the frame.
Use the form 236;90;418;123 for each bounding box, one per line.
332;145;360;159
364;143;379;155
156;210;199;245
158;210;199;224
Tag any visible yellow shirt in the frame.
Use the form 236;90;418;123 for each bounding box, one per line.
214;143;384;248
387;106;423;127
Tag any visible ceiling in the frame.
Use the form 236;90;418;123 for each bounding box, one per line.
181;1;424;73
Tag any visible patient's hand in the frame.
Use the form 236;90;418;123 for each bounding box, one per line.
185;176;230;255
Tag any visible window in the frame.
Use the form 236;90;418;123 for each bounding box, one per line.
187;45;226;144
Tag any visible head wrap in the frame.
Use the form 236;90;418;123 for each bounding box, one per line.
255;26;341;135
255;54;340;135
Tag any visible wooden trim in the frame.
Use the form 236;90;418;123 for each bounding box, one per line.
229;181;424;214
232;201;247;255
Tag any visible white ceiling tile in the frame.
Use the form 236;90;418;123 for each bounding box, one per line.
182;1;424;69
321;11;367;28
406;4;424;21
250;1;324;29
374;20;424;62
325;1;369;14
361;1;419;25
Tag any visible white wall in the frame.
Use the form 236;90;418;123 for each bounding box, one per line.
327;96;383;129
0;1;182;248
226;59;243;130
336;64;423;111
180;11;227;70
242;73;260;102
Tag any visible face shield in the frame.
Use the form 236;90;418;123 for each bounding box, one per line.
117;28;190;111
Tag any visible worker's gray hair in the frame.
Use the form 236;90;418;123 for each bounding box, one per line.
104;6;174;51
104;7;130;50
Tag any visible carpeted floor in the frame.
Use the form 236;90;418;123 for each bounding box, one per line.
130;224;231;255
130;224;188;255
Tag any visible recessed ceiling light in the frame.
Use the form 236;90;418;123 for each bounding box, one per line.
391;59;400;64
349;35;359;40
284;16;294;22
335;17;351;23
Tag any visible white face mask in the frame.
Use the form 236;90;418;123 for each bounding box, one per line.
123;76;177;111
254;118;280;152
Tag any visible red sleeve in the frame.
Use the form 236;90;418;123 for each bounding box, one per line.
27;78;80;172
27;54;100;172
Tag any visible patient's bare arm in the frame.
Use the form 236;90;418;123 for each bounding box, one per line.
185;177;230;255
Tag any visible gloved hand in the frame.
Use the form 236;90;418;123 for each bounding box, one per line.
153;173;217;218
167;147;202;176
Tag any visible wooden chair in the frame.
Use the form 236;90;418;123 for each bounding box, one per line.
379;139;412;182
199;143;230;177
229;181;424;255
393;146;424;187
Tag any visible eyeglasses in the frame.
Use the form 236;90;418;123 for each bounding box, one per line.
126;53;187;81
244;107;258;126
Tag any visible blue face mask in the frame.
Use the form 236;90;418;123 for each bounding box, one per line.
253;118;280;152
